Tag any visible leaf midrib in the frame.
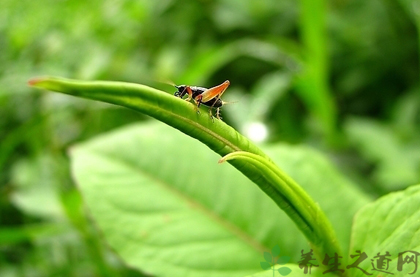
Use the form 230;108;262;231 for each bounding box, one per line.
79;147;269;255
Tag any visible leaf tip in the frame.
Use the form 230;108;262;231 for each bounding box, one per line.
218;153;233;164
28;77;47;87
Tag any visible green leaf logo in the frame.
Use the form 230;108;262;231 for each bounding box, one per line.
259;245;291;276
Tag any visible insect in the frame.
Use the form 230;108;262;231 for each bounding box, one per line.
174;80;230;120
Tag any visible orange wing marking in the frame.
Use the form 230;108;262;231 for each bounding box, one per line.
199;80;230;103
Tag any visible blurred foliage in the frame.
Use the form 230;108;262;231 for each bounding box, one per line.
1;0;419;276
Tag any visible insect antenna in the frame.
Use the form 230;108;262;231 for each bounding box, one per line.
221;100;238;106
156;77;177;87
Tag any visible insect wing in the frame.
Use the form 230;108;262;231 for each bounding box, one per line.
200;80;230;103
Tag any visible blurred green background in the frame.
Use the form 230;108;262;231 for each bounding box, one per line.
1;0;419;276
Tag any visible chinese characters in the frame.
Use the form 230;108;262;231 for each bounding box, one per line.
297;249;419;275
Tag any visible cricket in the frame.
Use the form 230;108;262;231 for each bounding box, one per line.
173;80;230;120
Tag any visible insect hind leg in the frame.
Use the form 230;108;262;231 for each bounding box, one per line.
207;107;222;122
213;107;222;120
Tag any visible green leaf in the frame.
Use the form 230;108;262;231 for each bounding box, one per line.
70;122;278;276
260;262;271;271
349;184;420;276
272;245;281;257
69;122;370;276
28;77;271;183
264;252;273;263
278;266;292;276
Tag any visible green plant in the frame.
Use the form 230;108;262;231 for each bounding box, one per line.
29;77;420;276
2;0;419;276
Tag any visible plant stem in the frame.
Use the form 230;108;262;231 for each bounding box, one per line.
220;151;343;273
